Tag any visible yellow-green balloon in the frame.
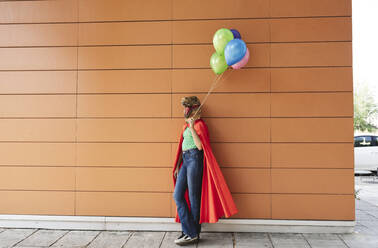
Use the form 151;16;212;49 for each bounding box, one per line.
210;52;228;75
213;28;234;55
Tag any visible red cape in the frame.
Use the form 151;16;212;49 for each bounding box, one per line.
172;118;238;223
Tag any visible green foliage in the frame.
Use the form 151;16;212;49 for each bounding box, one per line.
354;81;378;132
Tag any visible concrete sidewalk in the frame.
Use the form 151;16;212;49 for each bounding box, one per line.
0;198;374;248
0;176;377;247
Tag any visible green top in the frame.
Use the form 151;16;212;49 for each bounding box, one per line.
182;126;197;151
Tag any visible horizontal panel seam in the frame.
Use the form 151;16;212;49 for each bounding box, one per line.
0;41;352;48
0;91;354;95
0;189;355;195
0;116;355;119
0;15;352;25
0;142;356;144
0;66;353;72
0;166;354;169
0;141;354;143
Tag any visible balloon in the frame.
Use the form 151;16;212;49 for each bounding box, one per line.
210;52;228;75
231;48;249;69
213;28;234;55
230;29;241;39
224;39;247;66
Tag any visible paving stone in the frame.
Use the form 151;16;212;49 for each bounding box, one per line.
160;231;197;248
197;232;233;248
123;231;165;248
87;231;131;248
12;247;47;248
12;247;48;248
338;233;378;248
355;186;378;207
365;210;378;219
364;217;378;224
302;233;347;248
356;199;378;211
356;209;377;220
50;230;100;248
0;228;37;248
269;233;311;248
353;223;378;235
356;220;378;234
234;232;273;248
14;229;68;247
1;229;378;247
358;219;378;226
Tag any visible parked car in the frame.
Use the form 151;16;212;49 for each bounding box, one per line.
354;134;378;173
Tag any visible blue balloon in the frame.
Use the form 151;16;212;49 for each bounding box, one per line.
230;29;241;39
224;39;247;66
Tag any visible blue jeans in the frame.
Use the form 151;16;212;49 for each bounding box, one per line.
173;147;204;238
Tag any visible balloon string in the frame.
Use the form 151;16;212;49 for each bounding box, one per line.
192;68;233;118
191;73;222;118
212;67;234;91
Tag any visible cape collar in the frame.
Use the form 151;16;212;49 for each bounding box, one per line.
184;118;202;129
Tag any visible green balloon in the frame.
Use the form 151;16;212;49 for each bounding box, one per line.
213;28;234;55
210;52;228;75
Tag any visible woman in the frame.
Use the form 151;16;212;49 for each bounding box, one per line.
173;96;204;245
172;96;238;246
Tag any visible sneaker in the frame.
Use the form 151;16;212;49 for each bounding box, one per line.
174;234;199;245
176;231;185;240
174;232;186;244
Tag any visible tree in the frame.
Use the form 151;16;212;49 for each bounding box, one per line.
354;80;378;132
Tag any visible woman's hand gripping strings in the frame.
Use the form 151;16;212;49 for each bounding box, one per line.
188;117;202;151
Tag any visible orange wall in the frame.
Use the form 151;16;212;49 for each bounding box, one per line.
0;0;354;221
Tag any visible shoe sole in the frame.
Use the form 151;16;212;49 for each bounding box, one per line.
175;237;199;245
